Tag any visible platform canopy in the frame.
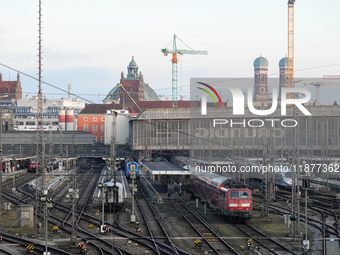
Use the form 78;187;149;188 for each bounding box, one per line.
140;161;190;175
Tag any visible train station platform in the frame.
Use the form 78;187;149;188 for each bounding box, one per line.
140;161;190;176
28;168;69;192
139;161;190;198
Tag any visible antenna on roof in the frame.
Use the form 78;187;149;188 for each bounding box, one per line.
67;84;72;99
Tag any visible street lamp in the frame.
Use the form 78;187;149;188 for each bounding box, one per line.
0;94;8;216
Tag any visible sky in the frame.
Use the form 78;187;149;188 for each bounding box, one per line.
0;0;339;105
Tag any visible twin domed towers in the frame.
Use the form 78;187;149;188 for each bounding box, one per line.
253;55;288;104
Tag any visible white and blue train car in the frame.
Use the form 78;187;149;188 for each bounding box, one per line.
103;178;124;211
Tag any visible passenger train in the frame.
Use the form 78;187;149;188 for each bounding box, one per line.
194;173;252;221
172;156;252;222
124;159;139;180
102;178;124;212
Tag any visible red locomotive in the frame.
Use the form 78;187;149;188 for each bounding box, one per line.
172;156;252;222
196;173;252;222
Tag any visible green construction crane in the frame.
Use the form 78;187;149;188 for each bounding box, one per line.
161;34;208;108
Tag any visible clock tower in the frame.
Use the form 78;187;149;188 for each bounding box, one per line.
253;55;269;102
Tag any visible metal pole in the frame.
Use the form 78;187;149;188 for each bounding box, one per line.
0;95;9;216
45;201;48;254
305;188;307;241
71;161;77;244
102;186;105;229
130;164;136;222
0;98;2;216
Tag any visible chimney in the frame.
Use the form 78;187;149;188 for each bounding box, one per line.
17;73;20;82
0;73;2;83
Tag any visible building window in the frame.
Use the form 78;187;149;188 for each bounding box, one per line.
92;136;97;143
101;135;105;143
93;117;97;121
93;125;97;131
84;124;88;131
101;125;105;131
84;117;88;121
102;117;104;121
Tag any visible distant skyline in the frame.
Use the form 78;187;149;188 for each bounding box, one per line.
0;0;339;104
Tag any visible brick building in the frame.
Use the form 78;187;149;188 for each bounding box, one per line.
0;73;22;100
77;103;122;143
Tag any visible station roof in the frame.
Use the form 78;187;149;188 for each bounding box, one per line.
135;105;340;120
140;161;191;175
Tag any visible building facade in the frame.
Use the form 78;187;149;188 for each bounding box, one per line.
12;95;85;131
130;106;340;158
77;104;123;143
0;73;22;100
103;57;160;108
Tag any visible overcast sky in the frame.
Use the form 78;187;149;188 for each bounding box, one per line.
0;0;339;104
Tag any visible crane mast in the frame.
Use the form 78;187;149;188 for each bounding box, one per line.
287;0;300;238
162;35;208;108
287;0;295;99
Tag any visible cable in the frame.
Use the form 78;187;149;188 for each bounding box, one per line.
3;61;339;97
0;63;97;105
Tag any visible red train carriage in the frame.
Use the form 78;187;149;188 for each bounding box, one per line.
28;158;41;173
193;173;252;222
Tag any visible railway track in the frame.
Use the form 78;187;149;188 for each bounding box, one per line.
1;233;73;255
3;167;137;254
171;200;241;255
232;223;295;255
135;182;185;255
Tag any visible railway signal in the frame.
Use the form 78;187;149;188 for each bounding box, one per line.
78;243;87;252
246;239;254;249
194;239;203;249
102;225;109;233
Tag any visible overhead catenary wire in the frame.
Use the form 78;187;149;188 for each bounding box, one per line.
1;61;340;96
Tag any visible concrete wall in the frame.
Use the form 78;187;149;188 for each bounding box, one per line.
16;205;34;228
104;114;130;145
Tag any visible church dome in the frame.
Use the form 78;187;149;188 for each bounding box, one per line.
279;57;288;67
103;56;160;104
254;56;268;67
103;83;160;102
128;56;138;68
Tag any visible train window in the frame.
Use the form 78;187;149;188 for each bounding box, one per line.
229;191;239;198
220;191;225;197
240;191;249;198
229;191;249;198
130;163;136;171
